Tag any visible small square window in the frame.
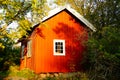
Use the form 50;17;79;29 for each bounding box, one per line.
53;39;65;56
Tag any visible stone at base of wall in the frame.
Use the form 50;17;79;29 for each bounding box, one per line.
35;72;85;79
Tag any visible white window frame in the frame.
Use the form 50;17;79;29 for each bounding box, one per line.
21;45;25;59
27;40;32;57
53;39;65;56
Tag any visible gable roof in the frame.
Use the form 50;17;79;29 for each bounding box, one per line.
29;6;96;35
19;6;96;42
41;6;96;32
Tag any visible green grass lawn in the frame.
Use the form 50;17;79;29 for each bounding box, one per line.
0;66;89;80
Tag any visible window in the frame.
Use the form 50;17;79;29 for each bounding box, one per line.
21;45;25;59
27;40;32;57
53;39;65;56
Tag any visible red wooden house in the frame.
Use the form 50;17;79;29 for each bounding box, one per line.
19;6;96;74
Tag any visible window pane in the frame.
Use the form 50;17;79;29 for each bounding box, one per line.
61;46;63;49
58;42;60;45
57;49;61;53
55;46;57;49
55;49;57;52
57;45;61;49
55;42;57;45
61;42;63;45
61;50;63;53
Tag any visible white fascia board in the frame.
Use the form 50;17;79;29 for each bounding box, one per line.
66;6;96;32
42;6;96;32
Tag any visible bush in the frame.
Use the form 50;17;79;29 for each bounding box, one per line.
8;66;35;79
83;27;120;80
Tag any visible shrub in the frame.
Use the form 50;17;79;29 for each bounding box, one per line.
7;66;35;79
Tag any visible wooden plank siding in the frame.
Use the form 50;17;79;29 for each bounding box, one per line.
20;10;88;73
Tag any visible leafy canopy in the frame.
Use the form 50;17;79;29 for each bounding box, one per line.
55;0;120;79
0;0;49;70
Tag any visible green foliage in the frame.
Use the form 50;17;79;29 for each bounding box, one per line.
18;19;32;38
54;0;68;6
0;0;49;38
8;66;35;79
0;37;20;70
8;66;19;77
79;0;120;80
0;0;49;71
0;71;9;79
0;69;89;80
16;68;35;79
84;27;120;80
84;0;120;29
0;25;20;71
56;0;120;80
0;0;119;80
0;66;35;79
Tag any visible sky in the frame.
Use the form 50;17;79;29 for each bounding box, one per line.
47;0;57;9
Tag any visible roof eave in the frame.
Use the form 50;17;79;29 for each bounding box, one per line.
66;7;96;32
32;6;96;33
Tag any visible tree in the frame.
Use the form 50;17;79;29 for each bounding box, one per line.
84;27;120;80
76;0;120;80
0;0;49;38
0;0;49;70
55;0;120;79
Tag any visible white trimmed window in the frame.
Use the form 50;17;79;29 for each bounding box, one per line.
27;40;32;57
21;45;25;59
53;39;65;56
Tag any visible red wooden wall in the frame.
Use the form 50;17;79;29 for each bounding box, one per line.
20;10;88;73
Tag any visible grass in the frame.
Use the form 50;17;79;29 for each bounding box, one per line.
0;65;89;80
0;65;35;80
